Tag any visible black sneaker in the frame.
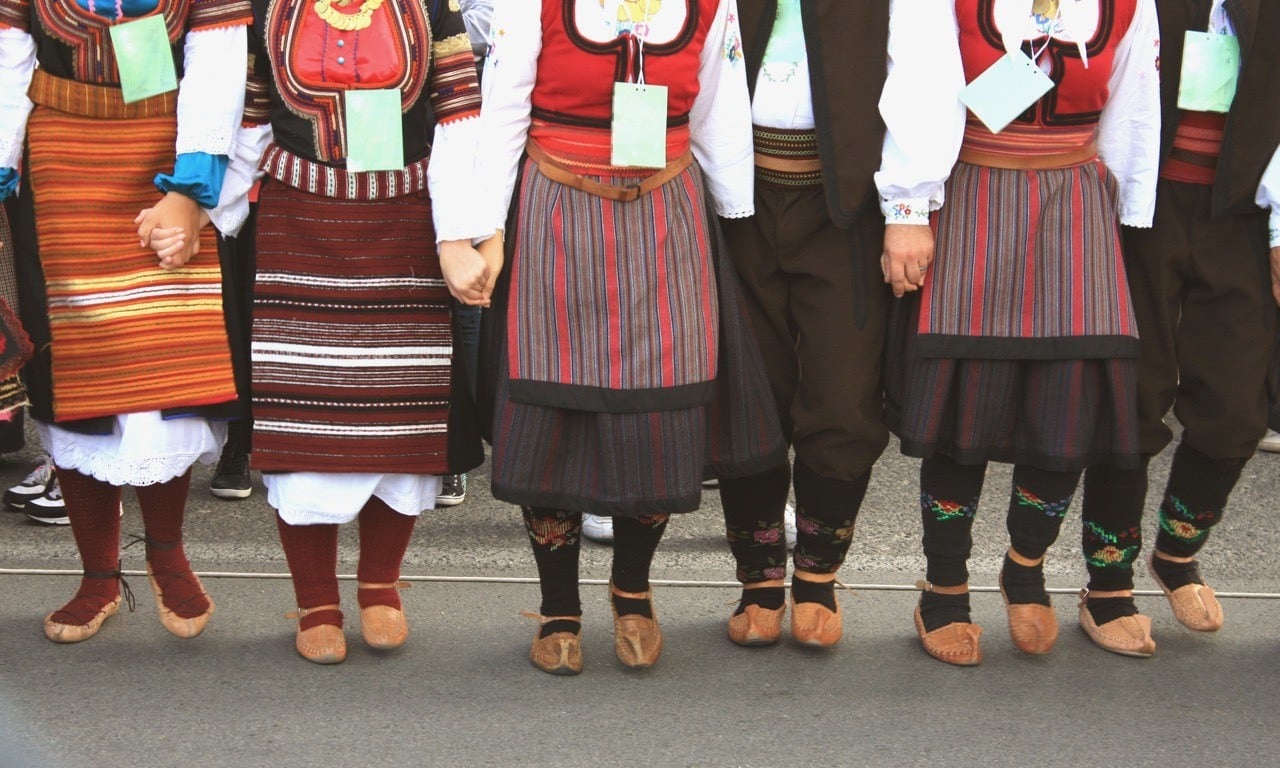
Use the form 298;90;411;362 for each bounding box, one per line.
210;445;252;500
5;457;55;511
436;474;466;507
24;476;69;525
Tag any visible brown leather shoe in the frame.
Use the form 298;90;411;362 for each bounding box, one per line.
1077;591;1155;658
728;603;785;647
913;606;982;666
359;605;409;650
1149;557;1223;632
44;595;122;644
790;599;842;648
999;583;1058;655
524;613;583;676
293;605;346;665
610;582;662;669
146;562;214;639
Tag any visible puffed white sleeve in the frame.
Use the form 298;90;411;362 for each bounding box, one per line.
176;25;248;156
0;26;36;173
875;0;966;225
474;0;541;236
1097;0;1160;228
1258;144;1280;249
688;0;753;218
208;121;272;238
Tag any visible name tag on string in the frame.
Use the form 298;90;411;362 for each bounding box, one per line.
109;15;178;104
960;51;1055;134
611;82;668;169
1177;31;1240;113
344;89;405;173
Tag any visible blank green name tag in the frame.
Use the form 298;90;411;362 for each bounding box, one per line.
344;89;405;173
960;51;1055;135
1178;31;1240;113
611;82;668;169
109;15;178;104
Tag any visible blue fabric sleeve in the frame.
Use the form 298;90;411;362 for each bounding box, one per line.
153;152;229;209
0;168;18;202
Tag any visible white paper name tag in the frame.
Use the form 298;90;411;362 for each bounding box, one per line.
1177;31;1240;113
960;51;1055;134
109;15;178;104
611;82;668;169
344;89;405;173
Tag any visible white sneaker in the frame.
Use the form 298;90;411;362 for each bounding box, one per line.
24;477;68;525
784;502;797;551
1259;429;1280;453
581;513;614;544
5;457;55;511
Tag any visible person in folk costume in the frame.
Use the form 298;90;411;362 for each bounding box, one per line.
475;0;786;675
0;208;35;436
0;0;250;642
1081;0;1280;637
883;0;1163;664
178;0;489;664
715;1;963;649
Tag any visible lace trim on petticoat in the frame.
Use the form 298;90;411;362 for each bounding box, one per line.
39;430;217;487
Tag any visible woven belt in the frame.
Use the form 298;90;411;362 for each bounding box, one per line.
28;69;177;119
959;140;1098;171
525;141;692;202
753;152;823;174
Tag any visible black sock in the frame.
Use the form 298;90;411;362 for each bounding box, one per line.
792;578;836;612
1000;553;1049;606
919;591;970;633
734;586;785;616
522;507;582;619
539;618;582;639
1151;555;1204;591
1086;595;1137;626
612;592;652;619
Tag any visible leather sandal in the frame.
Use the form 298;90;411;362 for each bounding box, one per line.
357;582;409;650
290;605;346;665
145;561;214;639
727;581;785;647
999;558;1058;655
1149;555;1223;632
1077;589;1155;658
522;612;583;675
790;573;843;648
610;581;662;669
44;569;132;644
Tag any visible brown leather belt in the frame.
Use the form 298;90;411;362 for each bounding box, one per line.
525;140;692;202
753;152;823;174
959;140;1098;171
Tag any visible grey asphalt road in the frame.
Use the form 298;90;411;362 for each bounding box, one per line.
2;426;1278;767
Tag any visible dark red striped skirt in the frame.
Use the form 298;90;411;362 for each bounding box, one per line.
250;179;452;474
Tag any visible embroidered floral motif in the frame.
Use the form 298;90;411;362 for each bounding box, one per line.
524;509;580;550
1157;494;1215;544
1083;521;1140;569
922;492;977;522
1013;485;1071;518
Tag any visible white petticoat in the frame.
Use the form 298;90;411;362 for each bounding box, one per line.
265;472;443;525
37;412;226;486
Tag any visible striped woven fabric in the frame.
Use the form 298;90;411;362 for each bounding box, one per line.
1161;111;1226;186
0;375;28;417
753;125;822;187
28;68;177;119
507;156;718;412
916;158;1138;360
242;68;270;127
527;120;692;177
961;116;1097;164
188;0;252;31
259;144;430;201
429;32;482;124
250;179;452;474
26;79;236;423
0;205;18;314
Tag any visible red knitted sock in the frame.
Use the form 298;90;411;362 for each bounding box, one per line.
137;471;210;619
276;515;342;630
356;497;416;610
51;469;123;626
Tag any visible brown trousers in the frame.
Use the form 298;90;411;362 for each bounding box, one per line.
721;182;890;481
1122;178;1276;459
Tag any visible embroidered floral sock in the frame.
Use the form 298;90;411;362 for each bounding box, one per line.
918;591;971;633
792;577;836;612
919;456;987;586
523;507;582;622
1155;445;1241;559
720;464;790;584
734;586;785;616
611;513;670;597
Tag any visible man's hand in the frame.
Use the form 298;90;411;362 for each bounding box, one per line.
880;223;935;298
